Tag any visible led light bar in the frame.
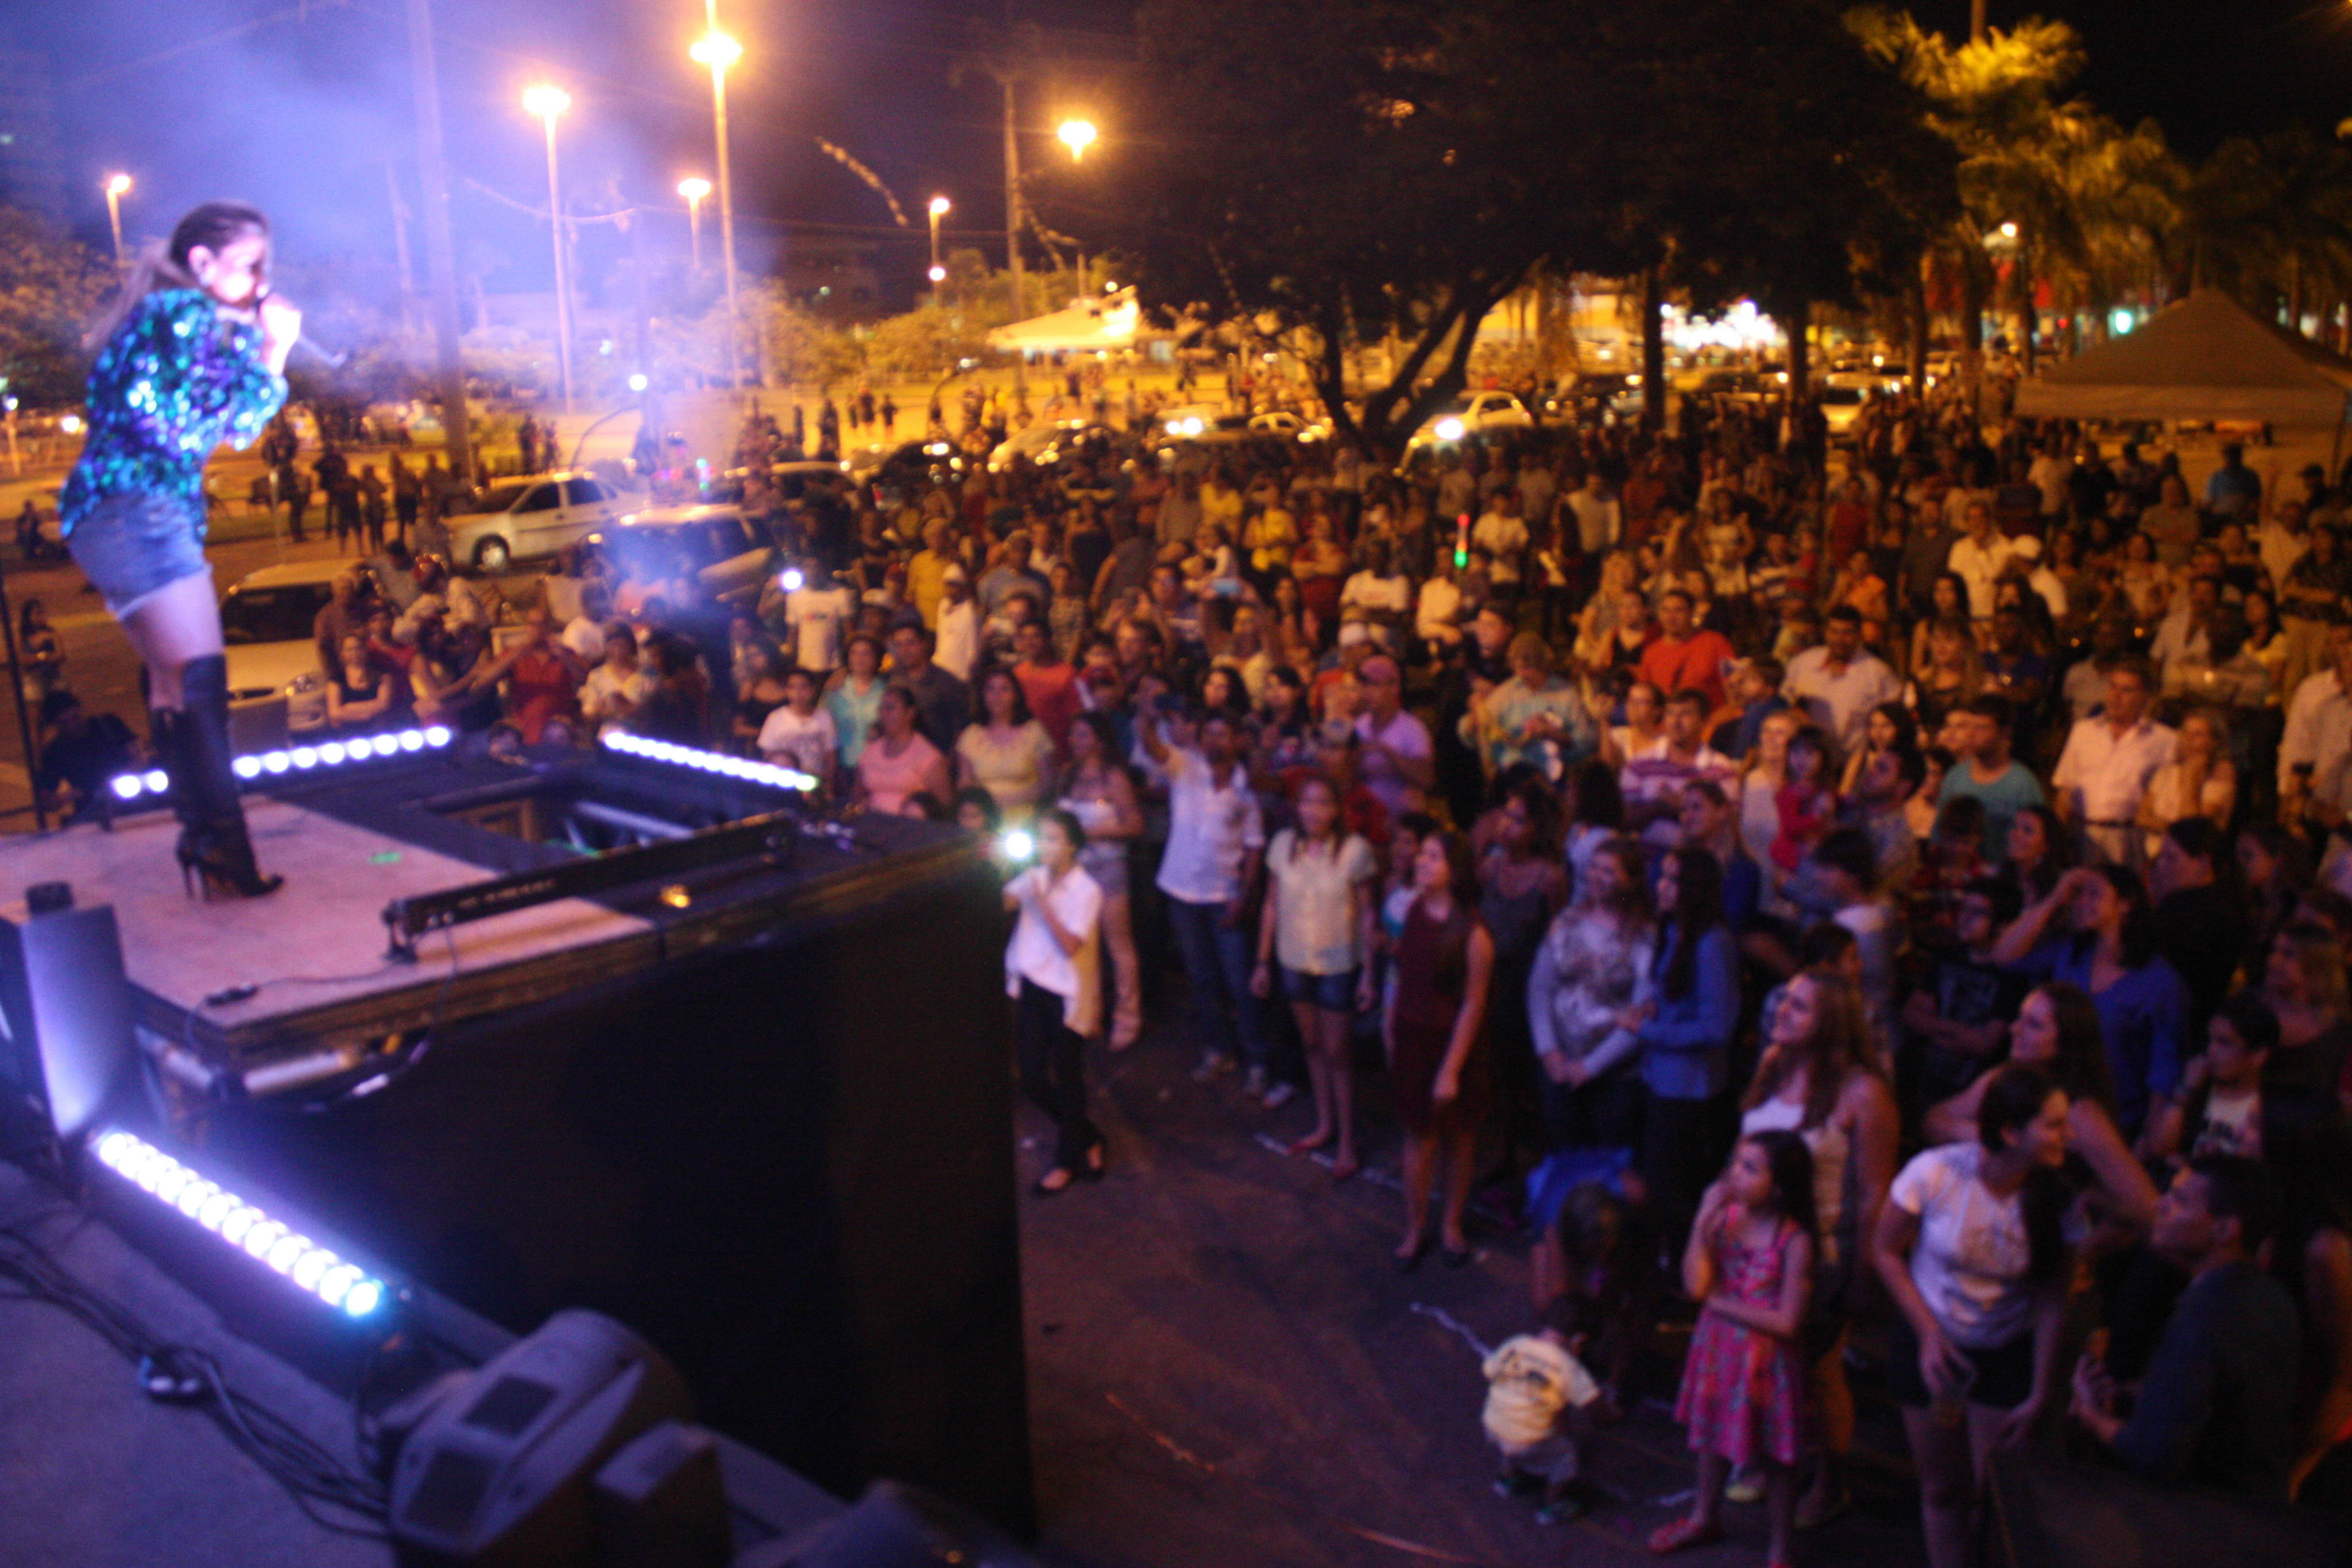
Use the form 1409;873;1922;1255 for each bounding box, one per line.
89;1129;389;1320
600;731;817;793
110;726;452;801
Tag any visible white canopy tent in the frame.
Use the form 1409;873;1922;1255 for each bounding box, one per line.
986;288;1143;355
2011;288;2352;428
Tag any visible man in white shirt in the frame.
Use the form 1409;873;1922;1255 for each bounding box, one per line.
1563;470;1621;559
2281;622;2352;822
1414;555;1465;651
785;560;856;674
2149;574;2219;690
933;564;979;683
2052;656;2177;865
1473;490;1530;591
1783;606;1903;753
1945;500;2017;621
562;583;613;665
1140;705;1269;1089
2026;439;2075;519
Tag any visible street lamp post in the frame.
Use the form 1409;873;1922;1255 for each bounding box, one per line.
523;84;575;413
103;175;131;269
1055;121;1096;293
678;177;711;272
690;28;745;390
927;195;950;292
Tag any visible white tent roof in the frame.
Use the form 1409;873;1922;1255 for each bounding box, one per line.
2011;289;2352;426
987;288;1142;353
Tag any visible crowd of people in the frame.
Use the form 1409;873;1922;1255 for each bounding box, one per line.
27;358;2352;1562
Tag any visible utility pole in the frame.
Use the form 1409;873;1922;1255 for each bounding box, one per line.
1971;0;1986;43
406;0;474;482
385;162;416;336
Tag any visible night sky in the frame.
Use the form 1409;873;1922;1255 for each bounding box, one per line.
19;0;2352;309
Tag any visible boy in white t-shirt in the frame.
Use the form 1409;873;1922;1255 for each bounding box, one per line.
1482;1296;1604;1523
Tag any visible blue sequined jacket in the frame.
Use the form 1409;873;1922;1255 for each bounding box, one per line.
58;288;287;537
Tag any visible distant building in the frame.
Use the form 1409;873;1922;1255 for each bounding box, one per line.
0;51;65;226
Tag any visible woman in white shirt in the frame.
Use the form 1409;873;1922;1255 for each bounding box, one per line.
1007;808;1105;1194
1253;775;1378;1179
1872;1063;2072;1568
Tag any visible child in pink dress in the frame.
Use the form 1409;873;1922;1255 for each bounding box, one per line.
1651;1130;1815;1568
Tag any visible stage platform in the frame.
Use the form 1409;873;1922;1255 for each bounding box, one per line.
0;742;1035;1534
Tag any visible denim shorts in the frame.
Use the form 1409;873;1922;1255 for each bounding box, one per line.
1281;963;1361;1012
67;491;211;617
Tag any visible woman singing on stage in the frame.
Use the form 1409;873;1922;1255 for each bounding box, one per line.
59;202;299;897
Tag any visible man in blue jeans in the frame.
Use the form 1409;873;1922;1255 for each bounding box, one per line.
1140;703;1270;1095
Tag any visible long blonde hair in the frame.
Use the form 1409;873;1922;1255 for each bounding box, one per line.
86;201;270;351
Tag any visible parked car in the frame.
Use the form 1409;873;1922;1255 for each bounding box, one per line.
220;560;349;736
582;505;776;606
986;419;1093;471
443;470;627;572
1690;369;1775;408
1155;409;1328;455
699;459;853;506
1405;390;1535;452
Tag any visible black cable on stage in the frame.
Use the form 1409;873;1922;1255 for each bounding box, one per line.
0;1224;389;1540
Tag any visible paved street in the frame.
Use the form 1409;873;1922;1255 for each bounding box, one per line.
1015;1016;1933;1568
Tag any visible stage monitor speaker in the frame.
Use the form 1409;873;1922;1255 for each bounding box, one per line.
0;882;136;1147
387;1308;700;1567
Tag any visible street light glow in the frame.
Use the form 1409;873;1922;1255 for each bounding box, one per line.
677;176;711;202
523;83;571;120
105;173;131;197
690;30;741;69
928;195;951;217
1998;221;2018;239
1058;119;1098;160
929;265;947;282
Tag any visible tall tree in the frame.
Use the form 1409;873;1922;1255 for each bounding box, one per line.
1080;0;1939;458
0;209;110;409
1850;10;2179;375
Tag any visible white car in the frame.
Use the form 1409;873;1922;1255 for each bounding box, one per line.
986;419;1090;472
220;560;346;739
1817;372;1896;440
443;469;626;572
581;505;777;606
1406;391;1535;451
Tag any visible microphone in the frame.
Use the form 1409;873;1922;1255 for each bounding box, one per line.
256;285;347;369
289;334;348;370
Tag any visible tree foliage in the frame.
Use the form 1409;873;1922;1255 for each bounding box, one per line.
1850;10;2179;365
1071;0;1947;454
0;208;111;408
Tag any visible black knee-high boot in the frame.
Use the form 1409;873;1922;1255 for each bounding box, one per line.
169;655;281;898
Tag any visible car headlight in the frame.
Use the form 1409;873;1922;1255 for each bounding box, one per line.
1434;417;1465;441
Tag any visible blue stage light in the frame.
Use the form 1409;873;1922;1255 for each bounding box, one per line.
91;1130;392;1321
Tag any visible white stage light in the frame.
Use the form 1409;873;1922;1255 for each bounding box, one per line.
424;726;452;747
398;729;425;751
1000;829;1035;862
262;752;291;774
233;756;262;780
90;1130;392;1321
291;748;319;769
318;742;347;766
111;775;143;800
142;769;169;792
